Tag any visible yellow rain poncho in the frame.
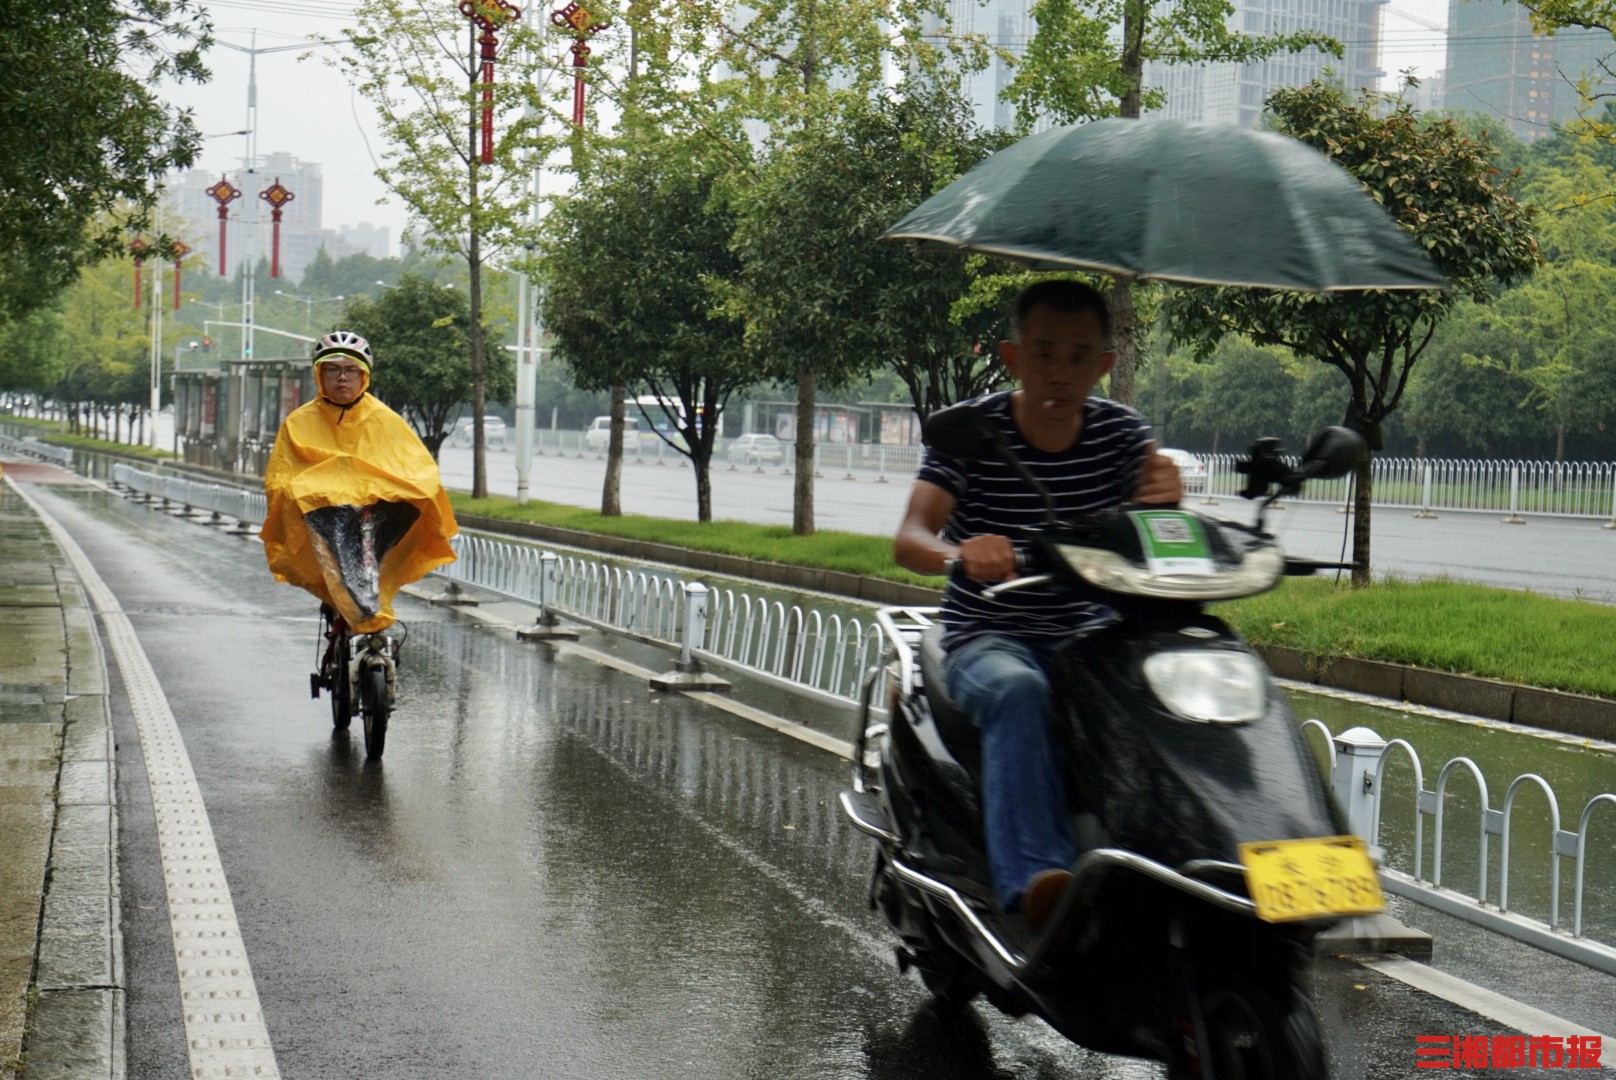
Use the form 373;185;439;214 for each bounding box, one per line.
261;380;457;634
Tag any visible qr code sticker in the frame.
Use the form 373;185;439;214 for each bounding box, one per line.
1148;517;1194;545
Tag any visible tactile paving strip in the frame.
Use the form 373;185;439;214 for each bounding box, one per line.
14;482;280;1079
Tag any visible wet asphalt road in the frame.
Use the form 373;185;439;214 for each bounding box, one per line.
21;477;1611;1079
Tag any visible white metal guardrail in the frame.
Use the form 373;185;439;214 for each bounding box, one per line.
104;460;1616;969
0;433;75;466
1306;720;1616;975
531;430;1616;524
440;531;884;710
110;462;267;530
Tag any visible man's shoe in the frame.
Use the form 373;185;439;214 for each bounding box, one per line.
1022;868;1075;935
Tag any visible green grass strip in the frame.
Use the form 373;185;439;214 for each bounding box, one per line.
453;493;1614;700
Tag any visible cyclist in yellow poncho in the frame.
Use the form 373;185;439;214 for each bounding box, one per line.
261;330;458;634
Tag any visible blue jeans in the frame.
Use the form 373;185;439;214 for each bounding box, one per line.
943;634;1077;913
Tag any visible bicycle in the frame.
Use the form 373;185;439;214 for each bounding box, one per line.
311;604;403;759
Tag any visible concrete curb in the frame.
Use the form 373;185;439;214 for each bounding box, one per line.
1;476;123;1080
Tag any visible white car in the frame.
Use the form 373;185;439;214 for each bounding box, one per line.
1162;448;1208;493
584;415;640;453
448;415;507;451
727;433;785;467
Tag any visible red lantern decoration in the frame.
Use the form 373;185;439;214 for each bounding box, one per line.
128;238;150;308
259;179;295;280
171;241;190;311
205;177;243;275
461;0;522;164
551;2;608;127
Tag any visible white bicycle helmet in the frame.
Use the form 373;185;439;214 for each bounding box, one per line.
312;330;374;373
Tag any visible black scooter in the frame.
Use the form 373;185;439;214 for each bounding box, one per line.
839;404;1384;1080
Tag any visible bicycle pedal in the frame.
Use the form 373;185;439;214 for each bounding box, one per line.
309;673;321;699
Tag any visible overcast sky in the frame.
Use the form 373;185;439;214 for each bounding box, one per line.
162;0;1449;260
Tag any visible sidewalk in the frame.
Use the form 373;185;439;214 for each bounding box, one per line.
0;464;121;1079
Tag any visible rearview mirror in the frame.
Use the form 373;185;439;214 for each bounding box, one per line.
1301;426;1365;480
923;402;997;460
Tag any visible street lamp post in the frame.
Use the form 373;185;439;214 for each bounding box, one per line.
274;290;346;331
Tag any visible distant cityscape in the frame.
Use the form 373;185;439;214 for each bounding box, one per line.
164;151;391;284
166;0;1611;284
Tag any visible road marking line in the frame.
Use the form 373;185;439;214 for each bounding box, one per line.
14;482;281;1079
1356;954;1615;1064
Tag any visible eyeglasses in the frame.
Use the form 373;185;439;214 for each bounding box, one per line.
322;366;365;380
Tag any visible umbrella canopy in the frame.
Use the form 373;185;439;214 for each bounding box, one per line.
883;117;1448;292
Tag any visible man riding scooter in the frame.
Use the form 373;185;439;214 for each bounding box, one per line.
893;279;1182;932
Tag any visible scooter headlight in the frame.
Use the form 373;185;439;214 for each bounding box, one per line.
1143;649;1268;723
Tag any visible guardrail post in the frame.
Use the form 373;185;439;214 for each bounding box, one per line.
1315;724;1434;960
1414;463;1437;519
876;444;888;484
1605;470;1615;530
1332;725;1388;848
651;582;731;691
1503;467;1525;524
1198;457;1219;506
519;551;580;641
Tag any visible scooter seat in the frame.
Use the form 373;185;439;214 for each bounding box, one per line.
918;624;982;777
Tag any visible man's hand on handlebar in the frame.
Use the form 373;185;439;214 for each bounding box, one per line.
1134;443;1184;505
957;534;1020;584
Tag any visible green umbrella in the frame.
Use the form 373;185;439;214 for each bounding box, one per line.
883;117;1448;292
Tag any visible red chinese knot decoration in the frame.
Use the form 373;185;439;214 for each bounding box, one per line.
259;179;295;280
205;177;243;276
461;0;521;164
551;2;607;127
171;242;190;311
128;238;150;308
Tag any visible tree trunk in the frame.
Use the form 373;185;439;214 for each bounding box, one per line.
1351;454;1373;588
601;381;623;516
695;451;712;522
1108;281;1138;406
792;367;816;536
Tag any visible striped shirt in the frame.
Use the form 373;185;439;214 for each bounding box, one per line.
917;391;1155;653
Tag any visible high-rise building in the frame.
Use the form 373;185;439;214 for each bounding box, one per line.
932;0;1386;133
165;152;391;283
1144;0;1386;127
1443;0;1610;141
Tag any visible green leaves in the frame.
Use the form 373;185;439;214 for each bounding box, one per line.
0;0;207;321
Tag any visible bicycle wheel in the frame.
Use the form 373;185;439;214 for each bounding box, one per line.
360;664;389;759
328;634;353;731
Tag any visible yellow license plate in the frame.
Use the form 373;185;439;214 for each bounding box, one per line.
1238;835;1385;923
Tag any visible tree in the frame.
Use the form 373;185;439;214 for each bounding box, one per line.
1399;301;1534;456
329;0;556;498
0;306;67;397
1003;0;1341;407
1183;338;1301;452
540;125;749;522
732;87;1015;440
0;0;208;322
341;274;503;459
624;0;988;535
1164;82;1541;585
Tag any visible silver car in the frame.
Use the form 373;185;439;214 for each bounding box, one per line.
727;433;784;467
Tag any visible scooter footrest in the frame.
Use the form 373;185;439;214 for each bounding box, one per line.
839;790;897;843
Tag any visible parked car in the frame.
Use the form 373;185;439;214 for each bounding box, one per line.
584;415;640;453
727;433;784;467
447;415;507;451
1162;448;1207;493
